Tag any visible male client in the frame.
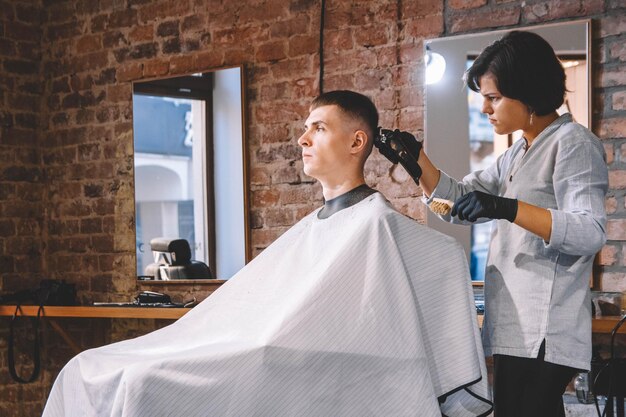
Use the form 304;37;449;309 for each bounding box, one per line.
43;91;492;417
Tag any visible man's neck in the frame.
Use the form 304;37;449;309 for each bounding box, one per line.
317;183;376;219
319;177;366;200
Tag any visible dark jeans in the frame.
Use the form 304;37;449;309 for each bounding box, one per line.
493;341;578;417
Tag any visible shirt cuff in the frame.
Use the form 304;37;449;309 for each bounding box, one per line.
544;208;566;250
422;170;454;205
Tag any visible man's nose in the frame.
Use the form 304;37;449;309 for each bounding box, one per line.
297;132;309;147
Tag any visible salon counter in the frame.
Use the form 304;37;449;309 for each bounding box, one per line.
1;306;623;334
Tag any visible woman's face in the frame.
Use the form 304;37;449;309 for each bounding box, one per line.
479;74;531;135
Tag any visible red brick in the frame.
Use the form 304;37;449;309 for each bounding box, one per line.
195;51;224;70
324;48;376;73
610;41;626;62
116;62;143;82
264;207;295;227
182;14;204;32
609;170;626;189
103;31;128;48
92;235;114;252
597;118;626;139
596;65;626;88
129;24;154;42
70;51;109;72
260;123;291;143
449;0;487;10
292;77;317;99
5;21;39;42
606;218;626;240
252;189;280;207
449;6;520;33
250;167;271;185
239;1;288;25
404;14;444;38
598;244;618;265
523;0;604;23
613;91;626;111
325;28;354;51
400;0;442;17
256;40;287;62
272;165;300;184
255;102;307;124
142;59;169;77
106;84;131;102
169;55;194;74
269;56;313;80
605;143;615;164
354;24;390;48
324;73;355;91
354;68;393;91
269;15;310;38
251;226;289;248
76;34;101;54
280;186;320;204
599;15;626;37
598;271;626;292
288;35;317;57
605;195;617;214
108;9;138;29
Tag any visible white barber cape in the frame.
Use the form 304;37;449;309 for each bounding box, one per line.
43;192;492;417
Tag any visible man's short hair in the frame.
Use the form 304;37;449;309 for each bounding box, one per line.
465;31;566;116
310;90;379;140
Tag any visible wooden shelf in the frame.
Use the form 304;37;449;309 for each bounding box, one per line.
2;306;622;334
0;305;190;320
138;279;227;286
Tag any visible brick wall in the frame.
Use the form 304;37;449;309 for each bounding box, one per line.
0;0;624;415
0;2;46;414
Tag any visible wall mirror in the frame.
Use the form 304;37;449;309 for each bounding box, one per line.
132;65;250;282
424;20;590;281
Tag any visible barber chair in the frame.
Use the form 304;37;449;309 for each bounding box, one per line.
144;238;212;280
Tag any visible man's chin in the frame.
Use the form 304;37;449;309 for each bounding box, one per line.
302;167;321;182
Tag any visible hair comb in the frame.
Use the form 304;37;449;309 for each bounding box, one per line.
429;198;454;215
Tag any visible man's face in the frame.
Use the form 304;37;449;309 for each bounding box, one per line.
297;105;357;181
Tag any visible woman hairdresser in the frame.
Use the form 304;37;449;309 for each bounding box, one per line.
377;31;608;417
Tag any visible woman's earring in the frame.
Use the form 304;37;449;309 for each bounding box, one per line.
529;112;534;126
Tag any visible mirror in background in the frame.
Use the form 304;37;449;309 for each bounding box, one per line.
132;66;249;281
424;20;590;281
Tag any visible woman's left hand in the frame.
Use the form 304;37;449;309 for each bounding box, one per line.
451;191;518;222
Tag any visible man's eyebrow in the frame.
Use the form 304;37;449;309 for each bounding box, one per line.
304;120;325;129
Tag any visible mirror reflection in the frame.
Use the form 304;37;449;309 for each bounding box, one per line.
132;66;249;281
424;20;590;280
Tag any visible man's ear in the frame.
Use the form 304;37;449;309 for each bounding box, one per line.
350;130;368;154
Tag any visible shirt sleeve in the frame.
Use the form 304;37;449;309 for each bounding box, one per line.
423;150;509;224
544;139;608;256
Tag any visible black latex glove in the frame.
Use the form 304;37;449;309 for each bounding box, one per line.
451;191;518;223
374;128;423;184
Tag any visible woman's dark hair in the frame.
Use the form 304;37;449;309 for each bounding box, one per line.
465;31;566;116
311;90;379;139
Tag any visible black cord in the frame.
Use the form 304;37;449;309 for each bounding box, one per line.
318;0;326;94
592;314;626;417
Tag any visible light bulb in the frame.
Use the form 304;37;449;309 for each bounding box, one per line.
425;47;446;85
